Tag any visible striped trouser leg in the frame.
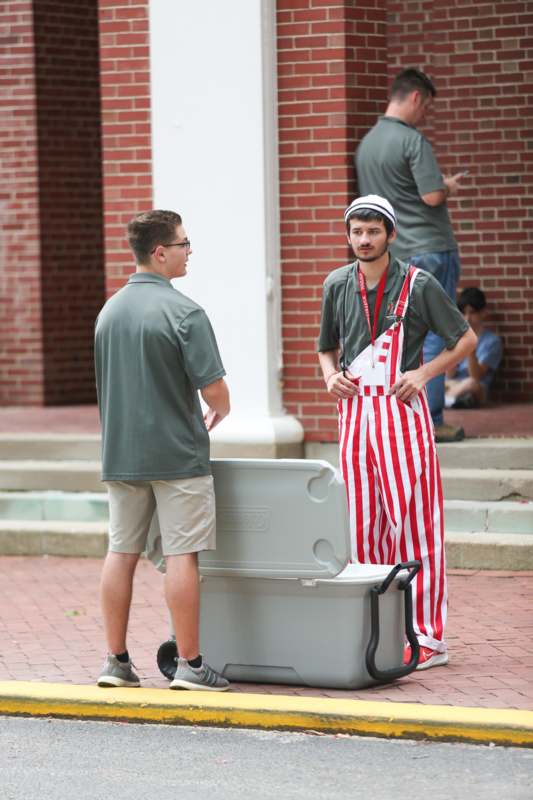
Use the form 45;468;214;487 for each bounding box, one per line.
339;396;381;563
413;392;447;651
366;393;447;652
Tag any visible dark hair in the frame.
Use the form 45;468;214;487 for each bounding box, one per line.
458;287;487;313
391;68;436;101
346;208;395;237
127;210;183;265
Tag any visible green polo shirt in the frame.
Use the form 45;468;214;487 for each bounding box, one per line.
318;258;468;370
356;116;457;260
95;272;225;481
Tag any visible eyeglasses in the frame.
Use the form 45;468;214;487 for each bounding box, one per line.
151;240;191;254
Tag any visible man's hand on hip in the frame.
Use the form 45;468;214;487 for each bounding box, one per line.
326;370;359;399
389;368;427;402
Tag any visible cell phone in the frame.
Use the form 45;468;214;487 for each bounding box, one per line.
460;169;469;177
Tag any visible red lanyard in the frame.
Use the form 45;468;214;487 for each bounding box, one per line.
357;263;389;347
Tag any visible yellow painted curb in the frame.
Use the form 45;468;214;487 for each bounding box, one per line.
0;681;532;747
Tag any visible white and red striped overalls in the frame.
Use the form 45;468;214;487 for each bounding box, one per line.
338;267;447;653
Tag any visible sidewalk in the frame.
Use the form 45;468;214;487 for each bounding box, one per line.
0;405;531;743
0;556;531;710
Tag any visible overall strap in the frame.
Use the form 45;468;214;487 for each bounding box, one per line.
390;265;419;383
393;265;418;319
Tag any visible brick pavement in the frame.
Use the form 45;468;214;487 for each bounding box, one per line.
0;405;101;434
0;556;531;710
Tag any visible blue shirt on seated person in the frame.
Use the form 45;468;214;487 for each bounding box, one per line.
445;287;503;408
454;328;502;389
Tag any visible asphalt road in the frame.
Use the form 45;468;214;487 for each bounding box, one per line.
1;716;532;800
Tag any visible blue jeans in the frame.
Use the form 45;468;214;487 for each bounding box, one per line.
409;250;460;427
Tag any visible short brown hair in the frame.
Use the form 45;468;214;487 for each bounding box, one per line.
391;68;436;101
127;210;183;265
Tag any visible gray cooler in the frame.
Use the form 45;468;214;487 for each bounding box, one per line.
149;459;420;690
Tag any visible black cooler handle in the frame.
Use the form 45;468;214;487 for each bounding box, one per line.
365;560;421;682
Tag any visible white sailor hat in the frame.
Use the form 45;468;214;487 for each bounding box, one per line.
344;195;397;229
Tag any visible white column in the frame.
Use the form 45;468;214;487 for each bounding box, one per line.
150;0;303;456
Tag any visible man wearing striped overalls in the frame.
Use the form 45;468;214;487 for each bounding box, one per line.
318;196;477;670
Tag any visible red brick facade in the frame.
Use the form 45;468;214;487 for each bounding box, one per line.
277;0;388;442
98;0;152;297
1;2;44;405
1;0;531;420
0;0;105;405
388;0;533;403
34;0;105;404
279;0;533;442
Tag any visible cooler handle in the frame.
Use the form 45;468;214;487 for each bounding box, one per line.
365;560;421;682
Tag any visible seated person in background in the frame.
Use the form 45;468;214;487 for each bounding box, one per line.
445;287;503;409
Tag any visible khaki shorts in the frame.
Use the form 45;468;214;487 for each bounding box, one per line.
106;475;216;556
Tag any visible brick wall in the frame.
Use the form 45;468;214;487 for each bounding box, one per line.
387;0;533;402
33;0;105;403
281;0;533;440
277;0;388;443
3;1;531;412
0;1;44;405
1;0;161;406
0;0;105;406
98;0;152;297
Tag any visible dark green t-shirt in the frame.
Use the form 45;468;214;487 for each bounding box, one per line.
356;116;457;260
318;258;468;370
95;272;225;481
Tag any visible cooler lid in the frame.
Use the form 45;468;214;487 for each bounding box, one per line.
198;458;351;579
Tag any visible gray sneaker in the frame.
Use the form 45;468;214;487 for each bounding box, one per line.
97;654;140;688
170;657;230;692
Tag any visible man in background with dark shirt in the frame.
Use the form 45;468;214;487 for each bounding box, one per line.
356;68;468;443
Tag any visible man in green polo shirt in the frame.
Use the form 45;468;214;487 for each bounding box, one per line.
94;209;231;691
356;68;469;443
318;195;476;669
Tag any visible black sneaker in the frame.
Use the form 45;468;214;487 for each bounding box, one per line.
452;393;478;410
434;423;465;443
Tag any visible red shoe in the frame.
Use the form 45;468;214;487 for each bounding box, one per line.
404;645;448;671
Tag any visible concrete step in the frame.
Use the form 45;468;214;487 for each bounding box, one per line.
0;461;103;492
0;491;108;522
0;433;101;460
436;439;533;470
305;439;533;500
1;491;531;535
0;520;531;569
444;499;533;534
440;468;533;502
305;439;533;471
0;520;107;557
445;531;533;571
1;460;532;503
3;434;531;470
